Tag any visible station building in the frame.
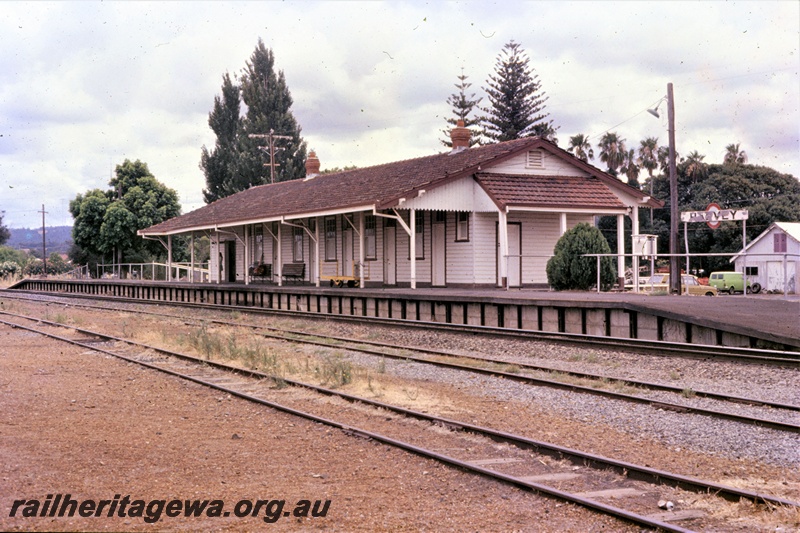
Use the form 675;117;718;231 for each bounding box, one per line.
140;124;662;289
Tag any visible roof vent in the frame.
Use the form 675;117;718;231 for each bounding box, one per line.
304;150;320;180
526;149;544;169
449;119;471;154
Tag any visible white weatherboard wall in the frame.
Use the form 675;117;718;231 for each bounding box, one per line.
473;213;499;285
446;212;476;285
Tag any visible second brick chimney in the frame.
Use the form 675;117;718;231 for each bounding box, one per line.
305;150;320;179
450;120;471;153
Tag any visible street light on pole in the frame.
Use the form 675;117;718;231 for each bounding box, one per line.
648;83;681;294
666;83;680;294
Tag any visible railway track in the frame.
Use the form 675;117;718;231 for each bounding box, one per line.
1;310;797;532
2;292;798;435
4;288;798;366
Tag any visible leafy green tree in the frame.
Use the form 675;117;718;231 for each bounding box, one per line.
47;252;70;275
441;68;483;148
481;41;554;142
546;223;617;291
237;39;307;188
69;159;182;268
647;162;799;274
598;132;626;177
0;246;27;265
70;189;111;260
0;213;9;245
568;133;594;162
201;72;241;203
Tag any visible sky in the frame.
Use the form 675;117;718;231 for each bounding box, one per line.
1;0;798;229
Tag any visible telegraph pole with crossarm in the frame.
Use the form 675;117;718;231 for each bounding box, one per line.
248;130;293;184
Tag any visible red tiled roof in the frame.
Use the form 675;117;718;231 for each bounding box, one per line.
141;137;654;235
475;173;626;210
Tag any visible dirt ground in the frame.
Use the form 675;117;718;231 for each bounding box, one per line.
0;323;630;532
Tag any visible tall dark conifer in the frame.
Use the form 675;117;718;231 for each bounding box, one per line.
201;73;241;203
238;39;307;187
481;41;554;142
441;69;482;148
200;39;307;203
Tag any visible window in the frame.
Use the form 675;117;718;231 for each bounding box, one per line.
456;212;469;241
774;233;787;253
414;213;425;259
325;217;337;261
412;211;424;259
293;227;304;262
365;215;376;259
745;266;759;276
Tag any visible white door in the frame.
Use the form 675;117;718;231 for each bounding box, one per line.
343;227;353;277
767;261;797;293
498;223;521;287
432;220;446;286
384;224;396;285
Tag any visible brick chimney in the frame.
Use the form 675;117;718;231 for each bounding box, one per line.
305;150;320;179
450;120;471;153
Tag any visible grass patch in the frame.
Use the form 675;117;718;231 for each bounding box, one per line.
51;313;68;325
317;353;353;388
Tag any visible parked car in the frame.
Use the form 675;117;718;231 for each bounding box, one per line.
639;274;718;296
708;271;761;294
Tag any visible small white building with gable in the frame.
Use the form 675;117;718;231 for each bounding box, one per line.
732;222;799;294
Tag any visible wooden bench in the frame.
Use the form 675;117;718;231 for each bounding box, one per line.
248;263;272;281
281;263;305;283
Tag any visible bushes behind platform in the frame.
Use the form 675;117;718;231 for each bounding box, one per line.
547;223;617;291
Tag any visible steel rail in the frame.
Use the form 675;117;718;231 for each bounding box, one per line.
2;289;798;366
0;315;695;533
1;302;798;433
0;313;797;513
5;291;796;411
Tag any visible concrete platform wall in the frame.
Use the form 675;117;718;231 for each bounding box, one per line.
10;279;789;350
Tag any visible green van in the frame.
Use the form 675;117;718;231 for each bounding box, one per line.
708;271;762;294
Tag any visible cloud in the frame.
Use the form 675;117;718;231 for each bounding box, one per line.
0;0;797;228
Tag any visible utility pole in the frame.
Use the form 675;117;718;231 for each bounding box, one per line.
667;83;680;295
39;204;48;277
249;130;292;184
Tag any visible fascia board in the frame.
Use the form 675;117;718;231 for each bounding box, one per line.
507;205;628;215
137;204;376;237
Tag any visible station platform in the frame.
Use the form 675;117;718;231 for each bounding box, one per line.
6;279;799;350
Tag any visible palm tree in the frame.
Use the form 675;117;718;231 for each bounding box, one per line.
683;151;707;182
598;132;626;177
657;146;679;173
637;137;659;223
621;148;641;188
724;143;748;165
568;134;594;162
